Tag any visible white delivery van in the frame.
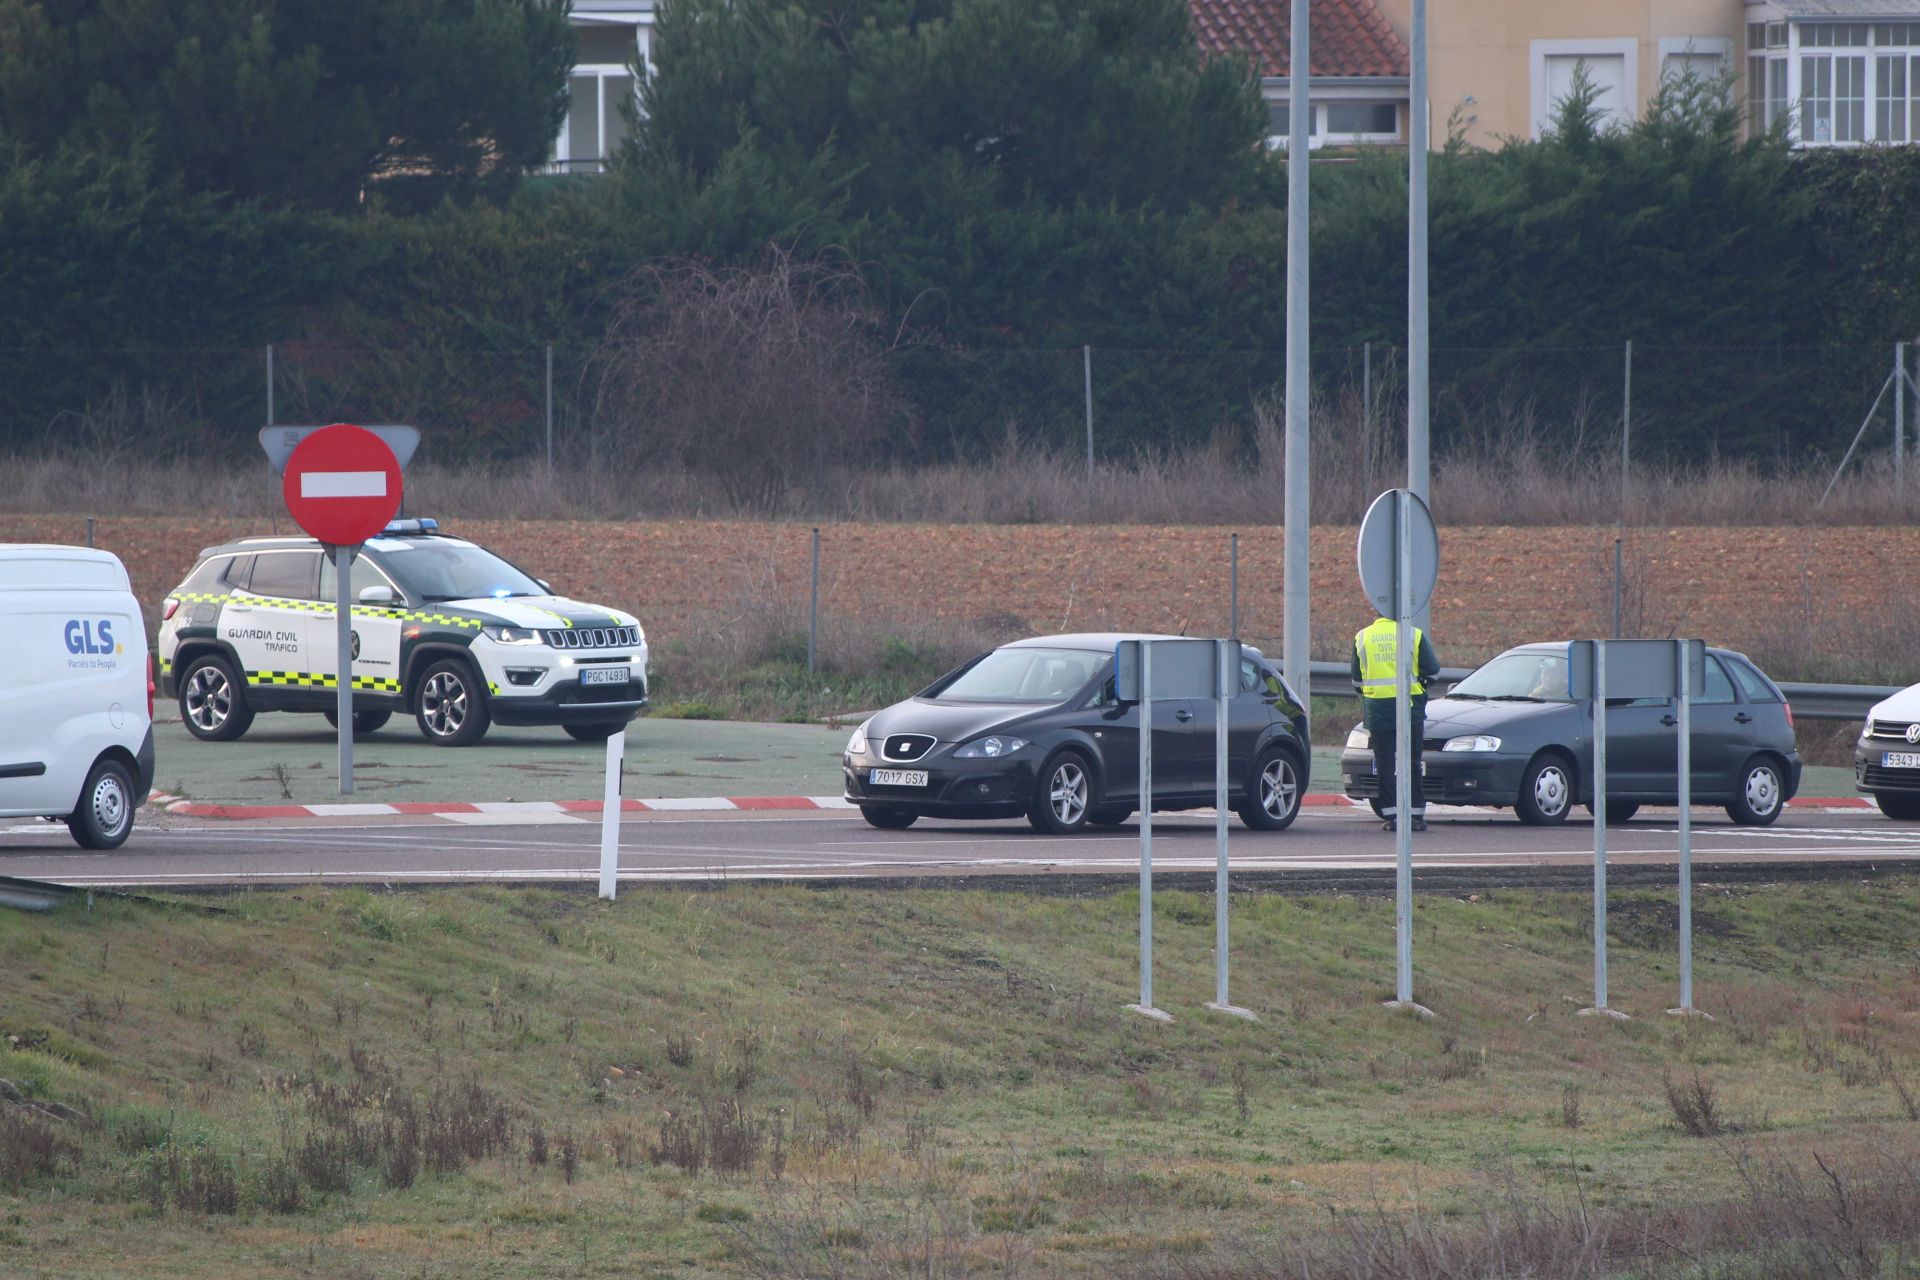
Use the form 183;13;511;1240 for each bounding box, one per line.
0;545;154;848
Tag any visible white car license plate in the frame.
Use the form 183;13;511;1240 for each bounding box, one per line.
580;667;630;687
869;769;928;787
1883;751;1920;770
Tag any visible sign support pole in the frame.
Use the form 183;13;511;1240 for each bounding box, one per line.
1390;491;1420;1010
1670;640;1701;1017
1129;642;1170;1021
1581;641;1626;1018
335;544;355;796
1207;639;1255;1020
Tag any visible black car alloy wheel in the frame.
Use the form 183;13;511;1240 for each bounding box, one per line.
1028;751;1092;834
1238;746;1301;831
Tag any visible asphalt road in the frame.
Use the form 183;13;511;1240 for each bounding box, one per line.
6;805;1920;891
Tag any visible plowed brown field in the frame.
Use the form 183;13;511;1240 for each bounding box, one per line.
6;515;1913;676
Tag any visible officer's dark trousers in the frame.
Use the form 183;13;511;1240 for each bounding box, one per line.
1364;695;1427;817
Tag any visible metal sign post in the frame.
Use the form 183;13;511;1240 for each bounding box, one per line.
333;545;356;793
1116;637;1235;1022
1674;641;1693;1011
1571;637;1705;1019
1357;490;1439;1017
1589;641;1613;1016
1206;638;1255;1021
1131;642;1166;1021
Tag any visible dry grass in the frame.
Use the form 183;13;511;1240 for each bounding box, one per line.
6;408;1920;526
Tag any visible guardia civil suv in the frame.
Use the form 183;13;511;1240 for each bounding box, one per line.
156;520;648;746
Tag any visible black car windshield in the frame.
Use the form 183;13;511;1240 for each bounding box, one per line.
936;647;1106;703
1450;651;1573;702
377;542;543;603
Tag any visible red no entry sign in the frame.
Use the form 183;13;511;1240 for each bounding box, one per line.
281;424;403;546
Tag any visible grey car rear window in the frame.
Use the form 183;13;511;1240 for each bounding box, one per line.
1727;659;1780;702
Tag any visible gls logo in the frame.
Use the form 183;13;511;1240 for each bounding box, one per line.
64;619;120;655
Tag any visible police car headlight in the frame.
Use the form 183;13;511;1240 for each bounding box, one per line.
483;625;543;646
847;720;872;756
1346;727;1370;751
1442;735;1502;752
954;735;1028;758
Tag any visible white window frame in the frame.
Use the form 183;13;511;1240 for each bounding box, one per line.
1263;82;1406;151
1530;38;1639;139
551;17;651;174
1657;36;1732;87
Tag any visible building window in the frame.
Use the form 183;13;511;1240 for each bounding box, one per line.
1530;39;1639;137
1803;50;1867;142
1265;101;1399;149
552;21;646;174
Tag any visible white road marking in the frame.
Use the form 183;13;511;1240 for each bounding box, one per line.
441;812;585;827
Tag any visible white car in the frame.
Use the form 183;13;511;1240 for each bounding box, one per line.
0;545;154;848
156;519;648;746
1857;683;1920;820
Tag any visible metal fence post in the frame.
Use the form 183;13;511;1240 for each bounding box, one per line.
1083;345;1095;482
85;518;95;549
1229;533;1239;640
1896;341;1906;501
266;343;275;427
546;343;555;479
1620;341;1632;523
808;527;820;676
1612;537;1623;638
1362;341;1372;427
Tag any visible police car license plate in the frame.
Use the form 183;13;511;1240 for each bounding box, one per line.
580;667;630;687
1883;751;1920;770
869;769;928;787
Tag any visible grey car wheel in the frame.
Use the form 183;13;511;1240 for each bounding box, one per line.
1727;756;1784;826
414;659;491;746
1515;754;1574;826
1027;752;1092;834
178;655;253;742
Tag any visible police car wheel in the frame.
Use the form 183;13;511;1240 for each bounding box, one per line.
324;709;392;735
178;655;254;742
563;721;629;742
68;757;136;850
414;659;491;746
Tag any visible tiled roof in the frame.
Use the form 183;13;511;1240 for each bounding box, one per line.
1190;0;1408;79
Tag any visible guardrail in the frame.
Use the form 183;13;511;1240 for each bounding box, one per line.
1297;661;1899;723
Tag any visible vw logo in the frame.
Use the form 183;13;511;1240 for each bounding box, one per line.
1906;723;1920;745
350;630;361;661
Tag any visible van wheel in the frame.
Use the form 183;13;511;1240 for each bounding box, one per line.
414;659;491;746
179;654;254;741
323;709;392;734
68;757;136;850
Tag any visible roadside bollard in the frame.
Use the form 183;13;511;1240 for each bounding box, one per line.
599;730;625;900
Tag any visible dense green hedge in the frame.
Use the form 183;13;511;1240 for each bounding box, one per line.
5;76;1920;468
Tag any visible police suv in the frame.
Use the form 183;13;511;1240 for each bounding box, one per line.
156;520;648;746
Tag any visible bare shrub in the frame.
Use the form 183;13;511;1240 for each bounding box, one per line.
1663;1066;1726;1137
589;248;914;511
558;1131;579;1184
664;1031;695;1070
1559;1084;1583;1130
0;1107;76;1189
527;1124;549;1168
649;1096;772;1177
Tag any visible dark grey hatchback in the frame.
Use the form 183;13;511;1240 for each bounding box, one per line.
843;633;1312;834
1339;642;1801;826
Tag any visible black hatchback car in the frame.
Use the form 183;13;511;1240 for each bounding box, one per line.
1339;642;1801;826
843;633;1312;834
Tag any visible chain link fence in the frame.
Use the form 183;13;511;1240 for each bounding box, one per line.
3;340;1912;481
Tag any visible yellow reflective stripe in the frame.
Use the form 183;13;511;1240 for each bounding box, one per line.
247;671;403;692
188;590;484;630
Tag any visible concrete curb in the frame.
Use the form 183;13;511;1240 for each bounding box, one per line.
141;790;1877;821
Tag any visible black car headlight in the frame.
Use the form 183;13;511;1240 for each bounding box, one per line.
483;625;544;646
953;735;1028;759
847;720;872;755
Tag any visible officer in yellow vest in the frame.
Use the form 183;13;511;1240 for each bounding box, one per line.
1350;616;1442;831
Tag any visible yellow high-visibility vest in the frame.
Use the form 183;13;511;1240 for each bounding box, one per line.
1355;618;1424;699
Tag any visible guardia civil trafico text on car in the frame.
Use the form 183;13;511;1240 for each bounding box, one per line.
156;520;648;746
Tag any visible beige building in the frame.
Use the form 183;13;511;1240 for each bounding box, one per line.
1370;0;1741;147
